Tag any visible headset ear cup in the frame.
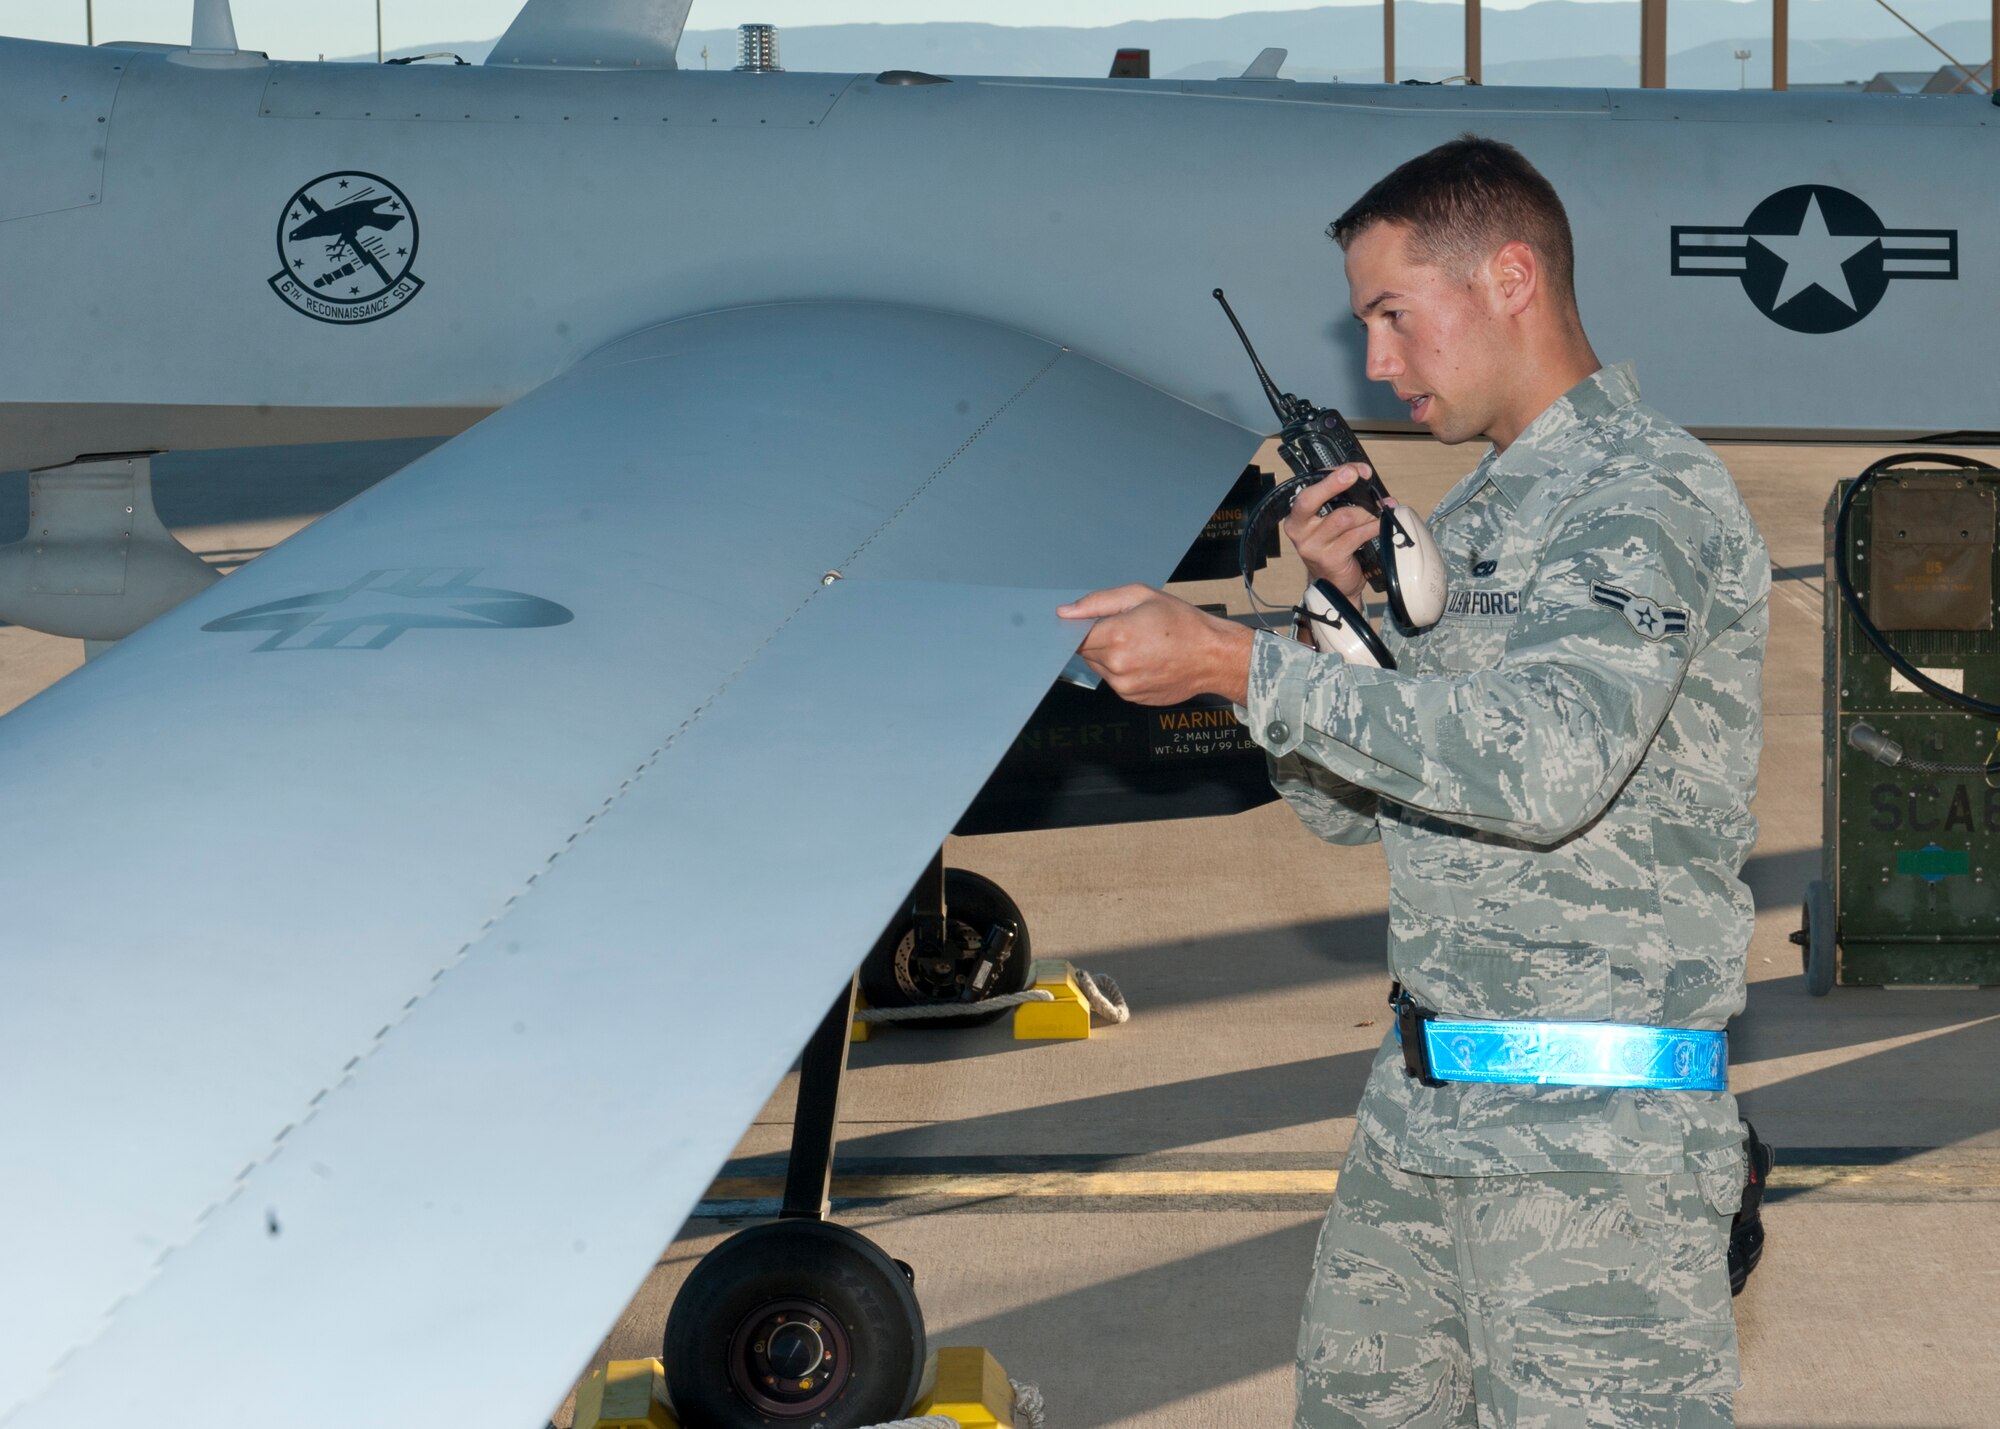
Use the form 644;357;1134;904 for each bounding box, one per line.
1380;507;1448;631
1302;581;1395;669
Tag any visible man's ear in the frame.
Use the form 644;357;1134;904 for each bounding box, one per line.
1489;239;1540;316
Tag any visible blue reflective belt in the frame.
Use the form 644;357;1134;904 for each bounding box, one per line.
1391;987;1727;1092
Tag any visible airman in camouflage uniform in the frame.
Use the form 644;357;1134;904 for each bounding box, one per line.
1263;357;1767;1427
1062;136;1767;1426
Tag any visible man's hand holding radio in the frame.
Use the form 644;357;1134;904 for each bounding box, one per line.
1282;464;1393;606
1059;465;1395;702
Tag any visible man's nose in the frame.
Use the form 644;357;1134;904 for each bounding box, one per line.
1364;332;1401;384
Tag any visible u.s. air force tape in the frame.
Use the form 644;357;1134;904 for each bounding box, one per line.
1590;581;1690;641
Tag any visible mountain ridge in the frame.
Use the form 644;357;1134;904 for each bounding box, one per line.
372;0;1993;90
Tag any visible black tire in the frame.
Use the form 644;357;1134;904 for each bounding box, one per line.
857;868;1032;1029
1802;879;1836;997
663;1219;925;1428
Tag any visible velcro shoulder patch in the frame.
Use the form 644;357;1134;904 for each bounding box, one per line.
1589;581;1690;640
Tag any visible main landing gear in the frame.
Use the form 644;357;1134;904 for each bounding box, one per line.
856;851;1031;1029
662;852;1033;1424
661;979;924;1427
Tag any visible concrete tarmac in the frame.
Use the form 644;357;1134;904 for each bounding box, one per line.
4;436;1997;1427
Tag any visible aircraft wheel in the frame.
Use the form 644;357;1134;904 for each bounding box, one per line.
663;1219;925;1428
1800;880;1836;998
858;868;1031;1028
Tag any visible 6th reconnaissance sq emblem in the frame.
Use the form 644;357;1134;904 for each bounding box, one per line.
269;172;423;324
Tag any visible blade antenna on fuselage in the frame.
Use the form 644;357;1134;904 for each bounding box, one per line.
191;0;238;53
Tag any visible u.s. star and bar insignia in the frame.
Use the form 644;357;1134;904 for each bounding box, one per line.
1670;184;1956;335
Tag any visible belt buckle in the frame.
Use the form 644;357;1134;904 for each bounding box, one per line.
1389;982;1446;1088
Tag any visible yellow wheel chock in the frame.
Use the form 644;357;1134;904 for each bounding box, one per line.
575;1346;1019;1428
1010;960;1091;1041
572;1357;674;1429
912;1345;1019;1426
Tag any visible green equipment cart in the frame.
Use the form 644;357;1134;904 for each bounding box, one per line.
1803;455;2000;994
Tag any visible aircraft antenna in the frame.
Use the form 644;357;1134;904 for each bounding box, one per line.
1212;288;1304;425
190;0;238;53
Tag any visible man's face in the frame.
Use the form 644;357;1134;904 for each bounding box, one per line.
1343;221;1503;446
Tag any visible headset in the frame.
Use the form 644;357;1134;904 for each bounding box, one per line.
1214;290;1447;669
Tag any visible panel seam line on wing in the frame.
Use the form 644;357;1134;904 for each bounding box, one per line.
0;341;1070;1427
836;346;1065;573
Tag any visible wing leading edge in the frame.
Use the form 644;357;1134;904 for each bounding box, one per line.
0;302;1257;1427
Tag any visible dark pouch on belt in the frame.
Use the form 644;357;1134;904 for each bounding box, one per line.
1726;1120;1773;1296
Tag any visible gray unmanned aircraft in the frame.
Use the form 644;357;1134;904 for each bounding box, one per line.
0;0;1992;1424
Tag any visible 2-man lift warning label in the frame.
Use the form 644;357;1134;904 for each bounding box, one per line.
1149;704;1258;759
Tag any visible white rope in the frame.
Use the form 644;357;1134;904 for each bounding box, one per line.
856;970;1129;1027
1010;1378;1048;1429
855;990;1053;1022
1072;970;1129;1025
852;1377;1045;1429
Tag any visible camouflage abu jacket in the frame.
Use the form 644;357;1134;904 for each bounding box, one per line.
1243;363;1769;1177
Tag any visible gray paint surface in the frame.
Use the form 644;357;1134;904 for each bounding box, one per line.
1;22;1993;1424
0;38;1992;474
0;302;1254;1426
487;0;694;70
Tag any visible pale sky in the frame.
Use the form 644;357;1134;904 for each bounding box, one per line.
1;0;1640;59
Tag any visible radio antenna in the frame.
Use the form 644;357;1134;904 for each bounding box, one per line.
1213;288;1301;424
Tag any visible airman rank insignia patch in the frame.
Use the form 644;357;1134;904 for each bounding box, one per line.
1590;581;1689;640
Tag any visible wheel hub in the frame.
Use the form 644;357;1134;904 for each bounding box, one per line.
892;920;1011;1003
727;1297;851;1418
766;1320;825;1380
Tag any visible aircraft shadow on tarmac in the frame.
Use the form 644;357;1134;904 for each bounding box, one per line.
1062;911;1395;1013
844;909;1393;1072
839;912;1390;1155
841;846;2000;1174
838;1051;1380;1161
944;1220;1322;1428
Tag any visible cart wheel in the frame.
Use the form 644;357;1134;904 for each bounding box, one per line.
663;1219;925;1427
1801;879;1836;997
858;868;1032;1029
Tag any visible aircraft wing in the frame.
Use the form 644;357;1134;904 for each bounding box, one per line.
0;302;1258;1428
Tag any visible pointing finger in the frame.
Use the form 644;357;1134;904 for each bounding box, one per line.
1057;584;1157;620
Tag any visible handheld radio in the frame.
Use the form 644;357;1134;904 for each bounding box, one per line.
1214;289;1447;668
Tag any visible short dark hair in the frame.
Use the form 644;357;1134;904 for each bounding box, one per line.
1328;135;1576;302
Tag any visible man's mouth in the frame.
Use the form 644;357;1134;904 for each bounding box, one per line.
1402;393;1432;422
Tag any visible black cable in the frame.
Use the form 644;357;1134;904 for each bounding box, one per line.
1833;451;2000;718
1238;473;1315;630
1848;722;1999;775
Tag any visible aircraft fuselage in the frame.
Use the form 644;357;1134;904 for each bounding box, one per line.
0;35;1992;471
